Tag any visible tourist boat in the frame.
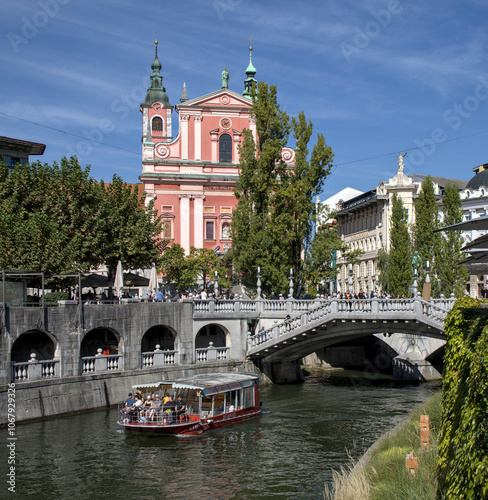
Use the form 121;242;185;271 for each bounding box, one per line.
117;373;260;436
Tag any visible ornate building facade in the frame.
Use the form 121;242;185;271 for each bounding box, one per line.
333;156;467;294
139;42;294;255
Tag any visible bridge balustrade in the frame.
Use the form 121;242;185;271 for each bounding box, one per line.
11;359;60;382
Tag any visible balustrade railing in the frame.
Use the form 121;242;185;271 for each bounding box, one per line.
195;346;230;363
11;359;60;382
81;354;122;374
141;350;178;368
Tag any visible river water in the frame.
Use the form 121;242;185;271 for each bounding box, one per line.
3;371;439;499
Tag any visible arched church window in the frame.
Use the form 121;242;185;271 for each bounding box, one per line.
219;134;232;163
152;116;163;133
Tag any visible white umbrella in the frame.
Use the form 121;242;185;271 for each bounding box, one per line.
114;260;124;297
148;263;158;295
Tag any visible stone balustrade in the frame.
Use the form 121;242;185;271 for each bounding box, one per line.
195;344;230;363
141;348;178;367
81;353;123;374
11;355;60;382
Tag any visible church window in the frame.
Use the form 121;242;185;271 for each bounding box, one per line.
152;116;163;134
205;221;215;240
219;134;232;163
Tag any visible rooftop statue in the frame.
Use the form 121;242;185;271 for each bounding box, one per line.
398;152;407;172
222;67;229;89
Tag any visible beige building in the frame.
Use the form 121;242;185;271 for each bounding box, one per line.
332;155;466;295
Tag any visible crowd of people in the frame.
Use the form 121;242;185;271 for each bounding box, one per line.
123;392;187;424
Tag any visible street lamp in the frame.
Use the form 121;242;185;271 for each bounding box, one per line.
413;268;418;297
256;266;262;299
214;270;219;297
289;268;294;299
348;263;353;295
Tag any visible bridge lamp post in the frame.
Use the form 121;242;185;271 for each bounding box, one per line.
289;269;294;299
425;261;430;284
413;268;418;297
214;270;219;297
256;267;262;299
348;264;353;295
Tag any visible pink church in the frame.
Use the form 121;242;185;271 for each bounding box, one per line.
139;42;294;255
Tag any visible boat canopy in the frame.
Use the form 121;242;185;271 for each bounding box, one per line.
131;373;258;397
171;373;258;397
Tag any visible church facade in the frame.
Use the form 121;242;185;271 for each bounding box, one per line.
139;42;295;256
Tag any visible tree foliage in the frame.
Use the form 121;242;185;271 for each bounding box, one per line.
413;176;441;293
438;183;468;297
387;193;412;297
0;157;164;275
438;297;488;499
231;82;334;296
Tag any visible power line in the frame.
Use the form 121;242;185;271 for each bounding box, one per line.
0;110;140;156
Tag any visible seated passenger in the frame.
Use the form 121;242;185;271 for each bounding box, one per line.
124;393;136;415
163;396;176;423
148;395;162;422
143;396;152;417
216;403;224;414
175;396;186;417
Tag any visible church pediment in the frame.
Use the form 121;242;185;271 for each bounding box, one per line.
178;89;252;109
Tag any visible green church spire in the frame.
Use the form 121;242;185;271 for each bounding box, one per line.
243;38;257;96
144;39;170;106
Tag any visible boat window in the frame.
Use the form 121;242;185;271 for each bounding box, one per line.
241;386;254;408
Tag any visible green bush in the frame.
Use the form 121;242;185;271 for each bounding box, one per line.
437;297;488;499
43;291;70;305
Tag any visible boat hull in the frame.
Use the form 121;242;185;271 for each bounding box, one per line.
118;408;260;436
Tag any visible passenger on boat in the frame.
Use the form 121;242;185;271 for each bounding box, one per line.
216;403;224;414
143;396;153;417
163;396;176;423
133;395;143;413
175;396;186;418
148;395;162;421
124;393;136;414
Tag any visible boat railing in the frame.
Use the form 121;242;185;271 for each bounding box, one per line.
117;403;198;426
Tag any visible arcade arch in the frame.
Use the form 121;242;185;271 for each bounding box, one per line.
195;323;229;348
141;325;176;352
11;330;57;362
80;327;120;357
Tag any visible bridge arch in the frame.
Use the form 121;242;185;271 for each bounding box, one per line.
80;327;121;357
11;329;57;363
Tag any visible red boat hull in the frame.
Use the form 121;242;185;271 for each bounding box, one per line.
119;407;260;436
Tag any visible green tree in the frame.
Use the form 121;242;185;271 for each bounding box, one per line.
305;208;362;294
438;183;468;297
96;175;165;279
388;193;412;297
0;157;164;277
159;243;194;292
231;82;334;296
413;176;441;293
187;247;231;291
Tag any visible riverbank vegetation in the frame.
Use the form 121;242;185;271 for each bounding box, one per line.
325;390;442;500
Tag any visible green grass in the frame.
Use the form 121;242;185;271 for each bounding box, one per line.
325;390;442;500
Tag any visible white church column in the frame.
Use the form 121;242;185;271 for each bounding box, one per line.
249;117;257;144
211;131;218;162
180;114;190;160
179;194;190;254
194;195;204;248
194;115;202;160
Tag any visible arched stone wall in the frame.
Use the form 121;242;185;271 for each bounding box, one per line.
80;327;121;357
11;329;57;362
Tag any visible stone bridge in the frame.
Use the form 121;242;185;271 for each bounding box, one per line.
0;296;456;423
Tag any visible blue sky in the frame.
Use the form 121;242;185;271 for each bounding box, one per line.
1;0;488;200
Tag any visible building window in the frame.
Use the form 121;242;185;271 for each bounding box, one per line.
219;134;232;163
152;116;163;134
204;206;215;213
221;207;232;213
162;220;172;239
205;221;215;240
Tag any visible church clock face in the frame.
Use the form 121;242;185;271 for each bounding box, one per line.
152;102;162;111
